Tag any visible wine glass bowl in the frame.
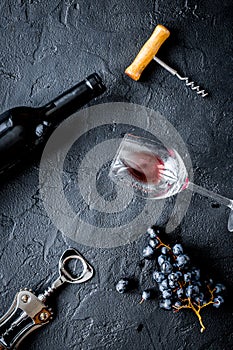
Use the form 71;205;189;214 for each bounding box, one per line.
109;134;189;199
109;133;233;232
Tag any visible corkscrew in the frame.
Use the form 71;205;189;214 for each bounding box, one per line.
0;248;94;350
125;24;208;98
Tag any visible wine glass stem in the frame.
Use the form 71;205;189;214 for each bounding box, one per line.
187;182;233;210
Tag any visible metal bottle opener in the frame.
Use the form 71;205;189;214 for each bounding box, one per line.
0;248;94;350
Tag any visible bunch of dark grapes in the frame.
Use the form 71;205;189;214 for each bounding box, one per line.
116;226;226;333
145;226;225;332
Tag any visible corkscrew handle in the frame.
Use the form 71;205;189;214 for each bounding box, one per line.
0;249;94;349
125;24;170;80
0;290;53;349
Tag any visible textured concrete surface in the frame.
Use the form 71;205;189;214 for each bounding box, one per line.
0;0;233;349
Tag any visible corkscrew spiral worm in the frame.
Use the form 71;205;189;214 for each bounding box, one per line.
175;73;208;97
152;57;208;98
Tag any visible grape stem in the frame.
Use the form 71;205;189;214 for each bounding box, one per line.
150;235;217;333
172;287;215;333
156;237;171;251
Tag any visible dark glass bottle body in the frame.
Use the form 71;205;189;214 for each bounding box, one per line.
0;73;106;175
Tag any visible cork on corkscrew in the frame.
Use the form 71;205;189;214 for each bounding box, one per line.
125;24;208;98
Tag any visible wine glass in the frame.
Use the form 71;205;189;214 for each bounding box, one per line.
109;133;233;232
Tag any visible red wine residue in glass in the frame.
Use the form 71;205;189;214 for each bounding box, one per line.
122;151;164;185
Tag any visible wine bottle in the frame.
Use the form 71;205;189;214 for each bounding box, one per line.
0;73;106;175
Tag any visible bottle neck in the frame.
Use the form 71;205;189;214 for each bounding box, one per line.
41;73;106;124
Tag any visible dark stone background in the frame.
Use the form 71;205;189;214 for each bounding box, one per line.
0;0;232;349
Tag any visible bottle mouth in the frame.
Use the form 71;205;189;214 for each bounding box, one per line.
86;73;107;94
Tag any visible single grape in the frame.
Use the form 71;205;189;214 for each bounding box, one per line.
168;280;178;289
153;271;165;283
185;285;199;298
172;244;183;256
158;254;169;266
191;268;201;281
184;272;192;283
116;279;131;294
146;226;160;239
161;261;173;274
213;295;224;308
162;289;172;299
168;272;179;282
161;279;169;289
146;227;155;237
140;288;156;303
185;285;193;298
159;298;172;310
161;246;169;255
176;254;190;268
149;238;159;249
174;300;182;308
159;284;165;292
159;279;169;292
154;226;163;235
193;285;200;295
143;245;155;260
194;292;204;305
174;271;182;279
177;288;184;298
214;283;226;294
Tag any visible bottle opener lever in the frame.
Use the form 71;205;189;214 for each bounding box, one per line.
0;248;94;350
